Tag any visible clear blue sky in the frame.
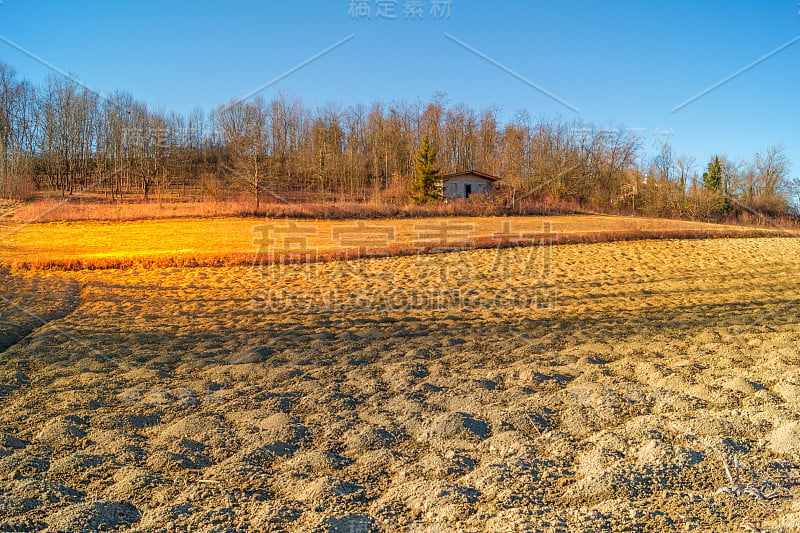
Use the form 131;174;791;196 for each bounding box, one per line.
2;0;798;175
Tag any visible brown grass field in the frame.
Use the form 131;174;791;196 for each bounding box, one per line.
2;215;800;531
0;214;784;271
6;196;584;224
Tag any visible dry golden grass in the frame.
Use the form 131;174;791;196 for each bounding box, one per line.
0;214;783;271
9;197;573;223
11;199;253;222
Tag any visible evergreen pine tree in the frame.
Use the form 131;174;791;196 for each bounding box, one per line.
410;134;442;204
702;155;730;214
703;156;723;192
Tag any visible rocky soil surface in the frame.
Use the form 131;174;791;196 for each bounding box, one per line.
2;238;800;531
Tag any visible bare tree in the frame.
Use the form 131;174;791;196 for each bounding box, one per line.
213;97;269;209
0;62;33;198
38;75;99;196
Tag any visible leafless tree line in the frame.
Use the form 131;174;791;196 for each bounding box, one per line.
639;143;794;219
0;61;795;220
